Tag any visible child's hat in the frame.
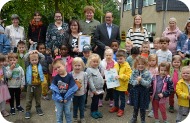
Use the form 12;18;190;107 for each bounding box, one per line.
82;44;92;52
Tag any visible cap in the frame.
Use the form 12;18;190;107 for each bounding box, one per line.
82;44;92;52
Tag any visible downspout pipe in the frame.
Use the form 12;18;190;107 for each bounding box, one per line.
163;0;168;32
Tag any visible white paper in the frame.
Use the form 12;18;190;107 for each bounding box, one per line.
104;68;120;89
78;36;91;52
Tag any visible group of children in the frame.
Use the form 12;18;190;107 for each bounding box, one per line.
0;36;190;123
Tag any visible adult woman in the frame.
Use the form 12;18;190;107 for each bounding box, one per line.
46;11;68;50
4;14;26;53
126;15;148;48
177;21;190;59
28;11;47;50
162;18;182;55
62;19;85;57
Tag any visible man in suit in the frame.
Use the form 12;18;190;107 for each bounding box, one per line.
94;11;121;59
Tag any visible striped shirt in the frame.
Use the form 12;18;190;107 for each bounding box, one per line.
126;27;148;48
156;49;172;65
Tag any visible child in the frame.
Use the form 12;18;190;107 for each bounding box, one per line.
109;50;132;116
6;53;25;115
126;46;140;69
0;33;11;55
99;49;117;107
126;47;140;105
176;66;190;123
141;41;150;58
86;53;104;119
156;37;172;65
81;44;92;109
52;48;61;77
169;55;182;113
50;58;78;123
110;39;119;62
125;41;133;58
36;43;52;100
16;41;27;92
70;57;87;123
150;38;160;54
128;56;151;123
0;53;10;117
147;54;158;117
24;50;45;118
150;62;174;123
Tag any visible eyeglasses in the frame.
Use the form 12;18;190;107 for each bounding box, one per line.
55;16;62;18
70;25;78;27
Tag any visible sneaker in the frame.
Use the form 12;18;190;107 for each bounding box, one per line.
104;96;109;101
80;118;86;123
146;109;149;112
176;120;181;123
90;112;98;119
36;109;44;116
16;105;24;112
148;110;154;118
41;95;50;100
85;104;91;109
10;108;15;115
109;107;119;113
141;121;146;123
155;119;160;123
127;100;130;105
117;109;124;117
98;100;103;107
109;101;113;107
163;119;170;123
169;106;174;113
128;118;137;123
1;110;9;117
25;112;31;119
73;118;78;123
95;111;103;118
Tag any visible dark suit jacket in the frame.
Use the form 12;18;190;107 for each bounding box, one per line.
94;22;121;59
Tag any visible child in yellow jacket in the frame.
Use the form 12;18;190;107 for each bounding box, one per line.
109;50;132;117
176;66;190;123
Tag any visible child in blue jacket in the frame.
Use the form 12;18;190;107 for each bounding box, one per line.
50;58;78;123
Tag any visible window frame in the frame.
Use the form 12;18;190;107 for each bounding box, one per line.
124;0;132;11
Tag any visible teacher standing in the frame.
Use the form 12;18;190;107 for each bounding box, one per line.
46;11;68;50
94;11;121;59
4;14;26;53
28;11;47;48
126;15;148;48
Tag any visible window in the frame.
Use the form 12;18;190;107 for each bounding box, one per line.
143;23;156;37
124;0;132;11
136;0;138;8
143;0;156;7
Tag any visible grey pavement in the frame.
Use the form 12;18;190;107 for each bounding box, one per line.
3;92;187;123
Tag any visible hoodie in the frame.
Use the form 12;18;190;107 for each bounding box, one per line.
162;27;182;55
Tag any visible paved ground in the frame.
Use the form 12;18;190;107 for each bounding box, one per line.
2;92;187;123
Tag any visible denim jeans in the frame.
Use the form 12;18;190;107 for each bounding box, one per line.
73;94;86;118
55;100;72;123
29;43;37;51
113;90;126;110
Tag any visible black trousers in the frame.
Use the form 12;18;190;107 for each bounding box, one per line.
99;83;114;101
8;88;20;108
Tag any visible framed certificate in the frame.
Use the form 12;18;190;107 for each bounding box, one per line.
78;35;91;52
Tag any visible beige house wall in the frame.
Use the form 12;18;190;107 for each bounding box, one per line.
121;5;190;38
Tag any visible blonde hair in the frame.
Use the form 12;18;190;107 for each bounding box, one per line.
132;15;144;34
169;17;177;23
172;55;182;67
125;41;133;47
158;62;170;74
54;48;60;54
153;37;160;43
86;53;101;68
104;49;113;58
133;56;148;69
181;66;190;79
72;57;85;70
52;58;65;67
29;53;39;59
184;21;190;34
148;54;158;70
8;53;18;59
